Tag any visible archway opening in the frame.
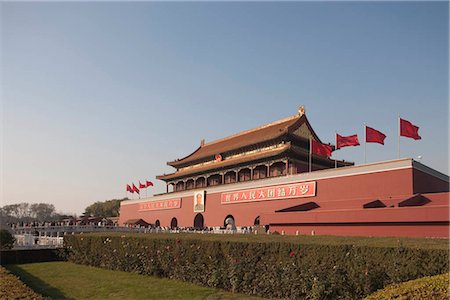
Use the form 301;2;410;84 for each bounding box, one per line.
207;174;222;186
269;161;286;177
193;213;204;229
195;177;206;188
224;215;235;230
155;219;160;227
175;181;185;192
253;165;267;180
238;168;251;182
186;179;195;190
224;171;237;184
170;217;178;229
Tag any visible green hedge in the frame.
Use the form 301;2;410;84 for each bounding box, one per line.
64;234;449;299
1;248;63;265
0;266;45;300
364;273;450;300
0;229;15;250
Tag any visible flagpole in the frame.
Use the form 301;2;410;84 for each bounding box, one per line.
309;136;312;173
364;123;367;164
334;132;337;169
398;114;400;159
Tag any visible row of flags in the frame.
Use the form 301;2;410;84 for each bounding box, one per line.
126;181;153;194
311;117;421;158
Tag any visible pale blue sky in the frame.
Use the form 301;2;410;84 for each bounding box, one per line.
2;2;448;214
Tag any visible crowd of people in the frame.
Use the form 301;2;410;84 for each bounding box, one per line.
8;217;119;229
8;218;268;235
130;225;267;235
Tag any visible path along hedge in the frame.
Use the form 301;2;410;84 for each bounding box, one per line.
64;233;449;299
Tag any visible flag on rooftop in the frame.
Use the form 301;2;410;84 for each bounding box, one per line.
311;139;333;157
366;126;386;145
126;184;133;193
132;184;140;194
400;118;421;140
336;133;360;149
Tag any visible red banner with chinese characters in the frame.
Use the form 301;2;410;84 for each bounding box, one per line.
139;198;181;211
221;182;316;204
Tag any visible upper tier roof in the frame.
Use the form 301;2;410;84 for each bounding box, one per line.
167;113;320;168
158;143;292;181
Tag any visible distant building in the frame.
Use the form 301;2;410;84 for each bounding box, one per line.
120;108;449;237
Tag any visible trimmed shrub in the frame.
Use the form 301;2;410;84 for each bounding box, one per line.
0;229;15;250
0;248;63;265
364;273;450;300
64;234;449;299
0;266;45;300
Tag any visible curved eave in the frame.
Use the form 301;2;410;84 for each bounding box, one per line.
157;143;292;182
170;136;288;169
167;145;202;167
166;114;306;168
298;114;322;143
165;113;325;169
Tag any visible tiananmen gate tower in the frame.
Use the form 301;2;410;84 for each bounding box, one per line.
119;107;450;237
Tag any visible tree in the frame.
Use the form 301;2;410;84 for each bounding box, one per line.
0;203;57;223
30;203;56;222
0;229;15;250
84;198;127;218
0;203;28;223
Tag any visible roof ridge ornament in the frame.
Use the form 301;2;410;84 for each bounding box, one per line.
298;106;305;116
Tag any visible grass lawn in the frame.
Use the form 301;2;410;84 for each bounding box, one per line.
6;262;262;300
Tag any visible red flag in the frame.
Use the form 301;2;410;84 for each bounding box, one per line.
336;134;360;149
311;139;333;157
400;118;421;140
132;184;140;194
126;184;133;193
366;126;386;145
146;181;154;187
139;181;146;189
